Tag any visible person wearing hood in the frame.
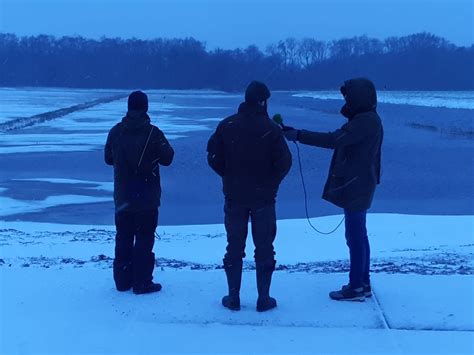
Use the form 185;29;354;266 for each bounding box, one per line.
283;78;383;302
105;91;174;294
207;81;292;312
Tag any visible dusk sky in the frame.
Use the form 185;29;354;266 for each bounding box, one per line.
0;0;472;48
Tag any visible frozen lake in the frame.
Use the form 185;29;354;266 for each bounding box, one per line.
0;87;473;225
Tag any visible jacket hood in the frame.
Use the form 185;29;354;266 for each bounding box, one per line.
121;110;150;131
340;78;377;119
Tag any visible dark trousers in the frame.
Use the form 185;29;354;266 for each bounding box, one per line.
344;209;370;289
223;199;276;264
113;209;158;289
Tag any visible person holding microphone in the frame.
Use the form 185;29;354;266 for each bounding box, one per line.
283;78;384;301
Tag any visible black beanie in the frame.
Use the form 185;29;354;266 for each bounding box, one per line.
245;81;271;103
128;91;148;112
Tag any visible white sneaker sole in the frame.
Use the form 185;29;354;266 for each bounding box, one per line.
331;295;366;302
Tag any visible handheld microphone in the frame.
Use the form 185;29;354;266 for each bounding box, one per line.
272;113;283;126
272;113;288;130
272;113;293;131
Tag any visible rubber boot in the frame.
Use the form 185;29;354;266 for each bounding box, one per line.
256;260;277;312
133;252;162;294
222;258;242;311
113;261;132;292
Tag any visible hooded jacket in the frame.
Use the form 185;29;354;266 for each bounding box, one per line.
298;78;383;211
207;102;292;206
105;111;174;212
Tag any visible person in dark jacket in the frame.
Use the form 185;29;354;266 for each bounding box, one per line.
105;91;174;294
207;81;292;312
283;78;383;301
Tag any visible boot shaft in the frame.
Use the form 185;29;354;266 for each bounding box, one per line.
256;260;276;298
223;258;243;296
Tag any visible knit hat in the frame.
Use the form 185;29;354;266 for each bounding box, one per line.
245;81;271;103
128;91;148;112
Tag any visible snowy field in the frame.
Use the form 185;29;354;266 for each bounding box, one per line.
0;88;473;354
1;214;473;354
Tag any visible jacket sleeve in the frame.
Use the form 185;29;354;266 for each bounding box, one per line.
207;125;225;177
151;128;174;166
298;117;375;150
104;128;115;166
271;130;292;184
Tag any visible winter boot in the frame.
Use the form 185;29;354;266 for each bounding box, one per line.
113;261;132;292
222;258;243;311
256;260;277;312
132;251;159;294
329;284;365;302
133;282;162;295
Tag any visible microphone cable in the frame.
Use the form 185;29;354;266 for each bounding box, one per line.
293;141;345;235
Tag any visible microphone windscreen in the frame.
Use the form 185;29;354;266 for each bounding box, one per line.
272;113;283;125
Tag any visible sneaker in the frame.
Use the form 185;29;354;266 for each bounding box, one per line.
133;282;162;295
339;284;372;297
222;295;241;311
329;285;365;302
363;283;372;298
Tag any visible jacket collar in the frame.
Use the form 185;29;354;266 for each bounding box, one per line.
237;101;269;117
122;110;150;130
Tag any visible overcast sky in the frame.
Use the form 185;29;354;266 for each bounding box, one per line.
0;0;472;48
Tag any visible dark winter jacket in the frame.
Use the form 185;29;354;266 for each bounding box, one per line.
298;78;383;212
207;102;292;206
105;111;174;212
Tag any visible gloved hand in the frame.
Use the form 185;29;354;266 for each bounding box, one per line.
283;128;300;142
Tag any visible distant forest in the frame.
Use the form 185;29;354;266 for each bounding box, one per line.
0;32;473;90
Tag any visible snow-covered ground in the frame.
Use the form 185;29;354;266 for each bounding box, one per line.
1;214;473;354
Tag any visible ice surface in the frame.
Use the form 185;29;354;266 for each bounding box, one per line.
0;194;112;217
293;91;474;109
0;87;125;123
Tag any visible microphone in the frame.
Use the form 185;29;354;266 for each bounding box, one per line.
272;113;285;128
272;113;293;131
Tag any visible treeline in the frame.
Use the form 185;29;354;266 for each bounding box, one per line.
0;32;472;90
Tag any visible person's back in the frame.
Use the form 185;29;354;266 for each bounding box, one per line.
211;101;291;206
106;110;173;212
207;81;292;312
105;91;174;294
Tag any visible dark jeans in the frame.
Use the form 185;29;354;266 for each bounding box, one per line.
223;199;277;264
113;209;158;289
344;209;370;289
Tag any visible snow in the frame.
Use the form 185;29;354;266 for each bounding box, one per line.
1;214;473;354
3;268;471;354
375;275;474;331
293;91;474;110
2;214;472;267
